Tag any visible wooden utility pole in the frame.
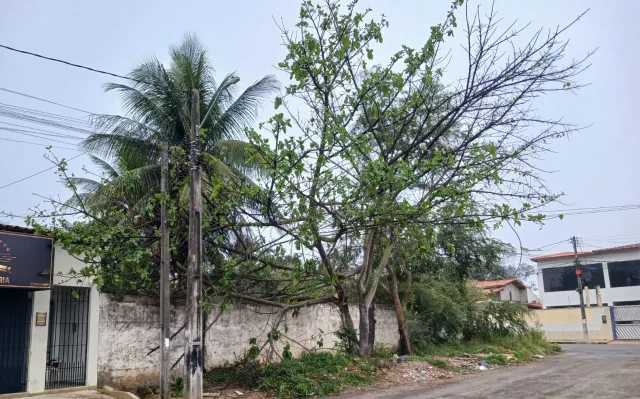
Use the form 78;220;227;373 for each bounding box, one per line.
159;139;171;399
184;89;203;399
571;236;589;342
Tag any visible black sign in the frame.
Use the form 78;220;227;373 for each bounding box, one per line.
0;231;53;289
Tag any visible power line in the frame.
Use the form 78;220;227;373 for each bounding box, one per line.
533;204;640;215
528;239;570;253
0;153;84;190
0;122;86;140
0;137;78;151
0;127;79;145
0;86;95;114
0;44;175;91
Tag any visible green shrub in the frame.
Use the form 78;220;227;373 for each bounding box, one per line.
514;348;533;361
205;352;382;398
409;277;535;345
484;353;508;365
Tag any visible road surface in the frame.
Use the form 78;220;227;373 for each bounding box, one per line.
344;344;640;399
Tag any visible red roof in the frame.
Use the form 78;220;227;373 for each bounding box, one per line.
475;278;526;291
531;243;640;262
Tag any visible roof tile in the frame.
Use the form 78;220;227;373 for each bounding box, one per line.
531;243;640;262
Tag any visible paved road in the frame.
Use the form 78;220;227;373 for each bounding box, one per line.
345;344;640;399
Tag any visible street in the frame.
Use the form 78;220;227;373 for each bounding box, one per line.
344;344;640;399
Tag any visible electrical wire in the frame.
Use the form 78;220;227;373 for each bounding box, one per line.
0;136;78;150
0;44;177;91
0;153;84;190
528;239;570;252
0;86;94;114
0;127;79;146
0;122;85;140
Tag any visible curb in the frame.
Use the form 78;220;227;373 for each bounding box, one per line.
98;386;140;399
0;386;98;399
551;340;612;344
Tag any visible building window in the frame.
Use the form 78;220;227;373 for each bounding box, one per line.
608;260;640;288
542;263;606;292
509;291;513;301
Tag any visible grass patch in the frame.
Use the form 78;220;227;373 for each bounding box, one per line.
412;330;558;365
205;352;383;399
484;353;508;365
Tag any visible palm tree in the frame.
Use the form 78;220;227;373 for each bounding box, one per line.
80;33;279;208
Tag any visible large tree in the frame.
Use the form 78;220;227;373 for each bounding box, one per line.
235;0;591;356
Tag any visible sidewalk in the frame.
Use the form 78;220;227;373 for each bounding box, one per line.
18;391;112;399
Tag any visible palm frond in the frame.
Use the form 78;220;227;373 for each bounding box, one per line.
88;155;119;179
205;75;279;142
81;132;160;163
170;33;215;95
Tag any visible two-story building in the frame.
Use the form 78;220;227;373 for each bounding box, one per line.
532;243;640;309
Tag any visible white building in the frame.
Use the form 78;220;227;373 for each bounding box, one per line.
532;243;640;309
475;278;541;307
0;224;99;395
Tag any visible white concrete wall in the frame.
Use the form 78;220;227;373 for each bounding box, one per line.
525;288;540;304
536;249;640;308
97;294;399;390
498;283;525;302
26;246;99;393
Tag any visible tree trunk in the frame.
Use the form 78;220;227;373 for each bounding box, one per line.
336;286;358;355
368;303;376;350
357;301;373;357
388;267;412;355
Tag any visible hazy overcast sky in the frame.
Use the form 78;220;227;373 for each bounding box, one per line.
1;0;639;259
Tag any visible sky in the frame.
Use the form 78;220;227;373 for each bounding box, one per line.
1;0;639;261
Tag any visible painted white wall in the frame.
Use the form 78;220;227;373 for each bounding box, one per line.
535;249;640;308
97;294;400;390
499;283;525;302
27;290;50;393
526;288;540;304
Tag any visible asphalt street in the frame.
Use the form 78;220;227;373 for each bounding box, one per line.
344;344;640;399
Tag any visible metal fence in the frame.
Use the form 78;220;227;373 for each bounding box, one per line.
0;289;32;394
45;286;90;390
612;305;640;340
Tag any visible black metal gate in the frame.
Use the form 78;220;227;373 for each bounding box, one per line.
0;289;32;394
45;286;90;390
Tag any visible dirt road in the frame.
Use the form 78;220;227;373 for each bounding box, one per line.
343;344;640;399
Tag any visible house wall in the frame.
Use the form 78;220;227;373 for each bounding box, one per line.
27;246;99;393
527;306;613;342
525;288;540;304
97;294;399;390
536;249;640;308
498;283;525;302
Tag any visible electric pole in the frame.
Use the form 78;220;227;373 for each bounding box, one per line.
185;89;203;399
571;236;589;342
159;139;171;399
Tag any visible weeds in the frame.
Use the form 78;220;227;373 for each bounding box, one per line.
411;330;558;367
204;331;556;398
205;352;383;398
484;353;508;365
